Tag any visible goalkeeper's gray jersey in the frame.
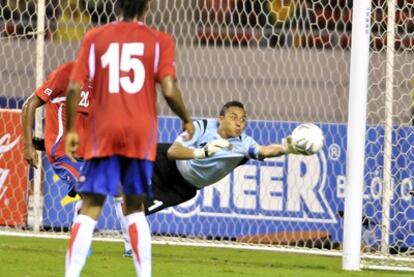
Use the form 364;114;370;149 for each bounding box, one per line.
175;118;261;189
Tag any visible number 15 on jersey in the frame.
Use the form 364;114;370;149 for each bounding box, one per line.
101;42;146;94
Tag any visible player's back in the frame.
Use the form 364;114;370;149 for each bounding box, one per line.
36;62;90;162
81;22;169;160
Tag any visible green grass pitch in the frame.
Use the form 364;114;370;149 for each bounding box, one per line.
0;235;411;276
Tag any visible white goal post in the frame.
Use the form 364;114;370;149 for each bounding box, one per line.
342;0;370;270
0;0;413;272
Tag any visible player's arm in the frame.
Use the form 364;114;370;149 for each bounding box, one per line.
21;93;45;168
167;138;231;160
167;142;197;160
258;136;307;159
65;80;82;162
158;33;194;138
248;133;303;160
258;144;286;159
160;76;194;138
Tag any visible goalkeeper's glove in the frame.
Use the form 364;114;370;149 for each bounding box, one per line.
193;138;231;159
281;136;309;155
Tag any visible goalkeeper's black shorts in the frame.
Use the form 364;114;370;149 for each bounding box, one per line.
144;143;197;215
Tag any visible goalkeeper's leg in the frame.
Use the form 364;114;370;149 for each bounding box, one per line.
144;143;197;215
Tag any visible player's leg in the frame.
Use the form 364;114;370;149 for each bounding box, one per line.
114;193;132;256
52;158;86;259
51;157;83;223
122;157;154;277
65;156;120;277
72;199;83;225
65;193;105;277
124;195;150;276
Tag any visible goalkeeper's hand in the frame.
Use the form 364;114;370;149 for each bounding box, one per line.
281;136;309;155
193;138;231;159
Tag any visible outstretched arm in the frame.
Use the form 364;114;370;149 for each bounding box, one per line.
21;94;45;168
258;144;286;159
258;137;307;159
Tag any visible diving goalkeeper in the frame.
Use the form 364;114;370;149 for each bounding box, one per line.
29;100;304;216
145;100;306;214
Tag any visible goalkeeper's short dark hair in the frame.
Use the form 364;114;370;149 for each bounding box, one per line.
118;0;149;20
219;101;245;116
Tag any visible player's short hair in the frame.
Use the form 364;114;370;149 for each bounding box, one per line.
119;0;149;20
219;101;245;116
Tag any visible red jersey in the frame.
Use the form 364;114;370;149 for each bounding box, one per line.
71;21;176;161
35;62;91;162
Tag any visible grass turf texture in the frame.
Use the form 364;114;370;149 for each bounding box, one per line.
0;235;411;276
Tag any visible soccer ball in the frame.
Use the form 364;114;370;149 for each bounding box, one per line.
291;123;324;155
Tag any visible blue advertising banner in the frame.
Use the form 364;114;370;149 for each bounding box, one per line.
42;117;414;248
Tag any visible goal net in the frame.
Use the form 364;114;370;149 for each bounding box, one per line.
0;0;413;271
